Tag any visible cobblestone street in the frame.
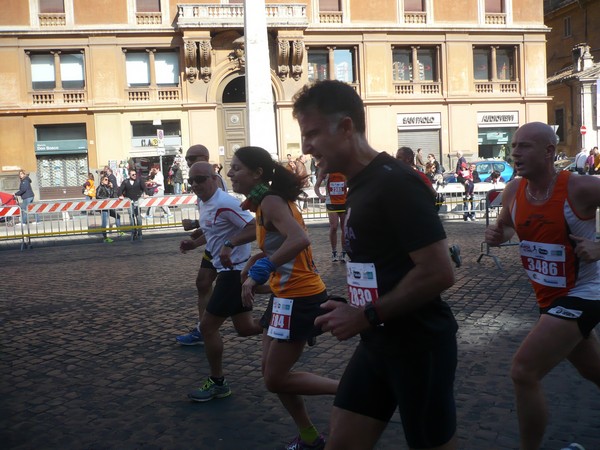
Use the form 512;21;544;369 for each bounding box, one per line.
1;220;599;450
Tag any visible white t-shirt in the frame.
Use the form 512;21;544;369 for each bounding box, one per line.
153;171;165;192
199;188;253;272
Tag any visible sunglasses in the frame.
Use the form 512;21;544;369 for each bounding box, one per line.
188;175;209;185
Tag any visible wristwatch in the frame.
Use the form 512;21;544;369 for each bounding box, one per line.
223;239;235;249
364;303;382;326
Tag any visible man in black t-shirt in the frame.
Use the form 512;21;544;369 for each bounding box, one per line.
293;80;458;450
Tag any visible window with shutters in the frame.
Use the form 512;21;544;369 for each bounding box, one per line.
392;46;440;95
38;0;66;26
484;0;507;24
318;0;343;23
28;51;86;105
124;49;181;102
402;0;427;24
135;0;162;25
473;45;519;94
307;47;358;91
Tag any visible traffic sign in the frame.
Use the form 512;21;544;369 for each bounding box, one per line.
580;125;587;135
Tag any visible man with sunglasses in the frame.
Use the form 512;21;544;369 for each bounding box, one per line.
176;145;227;345
180;162;260;401
118;169;149;240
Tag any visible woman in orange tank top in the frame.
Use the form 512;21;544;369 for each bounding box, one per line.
227;146;338;450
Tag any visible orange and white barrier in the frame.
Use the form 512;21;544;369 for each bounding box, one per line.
27;198;132;214
0;206;21;218
138;194;197;208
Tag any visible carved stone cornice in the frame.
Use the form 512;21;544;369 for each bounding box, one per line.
291;39;304;81
184;39;198;83
199;39;212;83
184;38;212;83
277;38;290;80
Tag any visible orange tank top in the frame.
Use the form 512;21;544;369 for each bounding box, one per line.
326;172;347;205
512;171;576;307
256;199;325;298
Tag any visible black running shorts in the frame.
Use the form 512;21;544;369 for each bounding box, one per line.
260;291;328;342
206;270;251;318
334;338;457;449
326;203;346;213
200;250;215;270
540;295;600;338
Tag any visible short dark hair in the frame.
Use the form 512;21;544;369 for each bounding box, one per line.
292;80;366;133
396;146;414;161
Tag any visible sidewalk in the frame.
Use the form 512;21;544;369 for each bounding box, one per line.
1;221;598;449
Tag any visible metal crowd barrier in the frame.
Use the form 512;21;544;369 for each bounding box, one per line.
0;195;201;251
2;182;500;251
475;188;519;270
436;182;506;221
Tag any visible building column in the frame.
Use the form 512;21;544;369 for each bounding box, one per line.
244;0;278;157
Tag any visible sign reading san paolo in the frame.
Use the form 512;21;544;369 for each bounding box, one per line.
397;112;441;129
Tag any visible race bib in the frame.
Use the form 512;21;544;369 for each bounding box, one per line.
267;297;293;340
346;262;379;307
519;240;567;288
329;182;345;196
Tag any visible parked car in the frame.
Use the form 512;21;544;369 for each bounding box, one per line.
443;159;514;183
554;157;576;172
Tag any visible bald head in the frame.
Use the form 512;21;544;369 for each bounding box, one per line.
189;162;218;201
189;161;214;178
521;122;558;146
186;144;210;168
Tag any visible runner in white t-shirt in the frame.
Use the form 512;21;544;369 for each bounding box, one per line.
180;162;261;402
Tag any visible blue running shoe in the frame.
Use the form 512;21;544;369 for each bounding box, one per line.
188;378;231;402
176;327;204;346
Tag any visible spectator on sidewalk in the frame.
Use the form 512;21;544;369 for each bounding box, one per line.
118;169;148;240
83;173;96;200
15;169;39;225
96;175;121;243
145;166;172;219
574;148;589;175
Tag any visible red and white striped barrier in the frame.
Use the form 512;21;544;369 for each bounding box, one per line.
138;194;197;208
27;198;132;214
0;206;20;218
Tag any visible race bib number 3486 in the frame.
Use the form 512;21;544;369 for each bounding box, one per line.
346;262;379;307
519;240;567;288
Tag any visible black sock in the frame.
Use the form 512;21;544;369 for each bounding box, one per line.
210;376;224;386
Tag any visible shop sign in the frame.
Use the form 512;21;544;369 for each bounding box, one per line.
477;111;519;127
397;113;441;129
35;139;88;154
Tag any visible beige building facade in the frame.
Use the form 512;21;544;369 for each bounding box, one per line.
545;0;600;155
0;0;549;199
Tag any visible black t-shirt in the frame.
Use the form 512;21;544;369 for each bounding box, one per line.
345;152;457;353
